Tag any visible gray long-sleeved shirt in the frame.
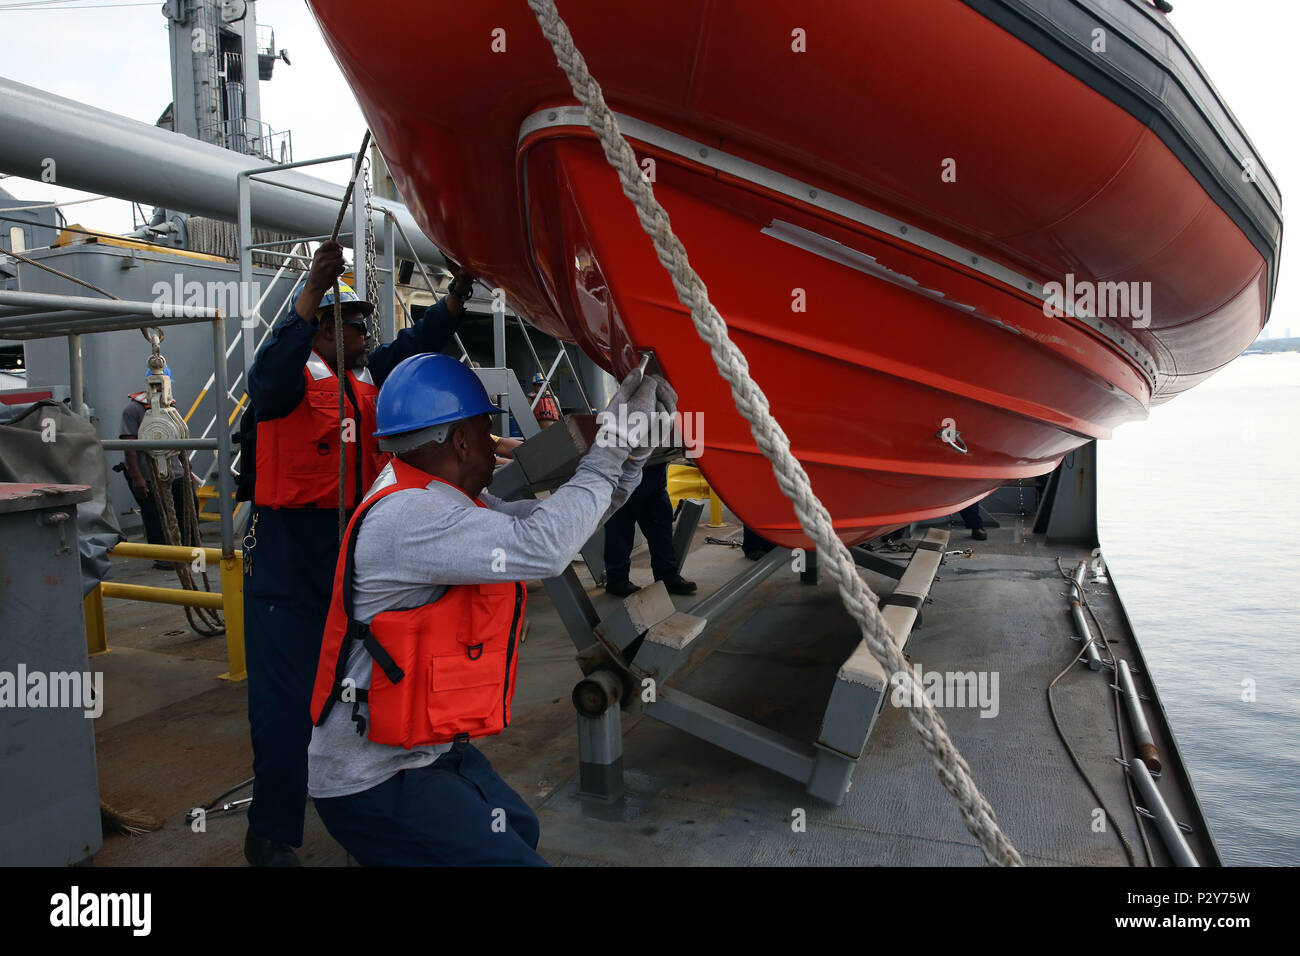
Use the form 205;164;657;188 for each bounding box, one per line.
307;443;644;799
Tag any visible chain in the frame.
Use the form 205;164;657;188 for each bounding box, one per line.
144;327;165;370
363;157;379;346
242;512;258;576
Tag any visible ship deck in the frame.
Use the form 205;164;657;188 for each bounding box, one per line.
89;502;1216;866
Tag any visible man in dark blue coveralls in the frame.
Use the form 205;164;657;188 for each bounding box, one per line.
602;462;696;597
242;239;475;866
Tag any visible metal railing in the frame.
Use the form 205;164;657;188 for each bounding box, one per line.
256;24;275;58
0;287;245;677
0;289;237;558
198;117;292;164
85;542;246;681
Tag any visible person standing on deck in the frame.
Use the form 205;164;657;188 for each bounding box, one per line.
307;353;673;864
957;503;987;541
242;239;486;866
526;372;562;428
602;461;697;598
119;365;197;568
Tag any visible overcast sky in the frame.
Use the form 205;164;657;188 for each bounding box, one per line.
0;0;1294;334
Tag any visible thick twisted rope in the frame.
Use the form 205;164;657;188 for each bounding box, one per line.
526;0;1022;865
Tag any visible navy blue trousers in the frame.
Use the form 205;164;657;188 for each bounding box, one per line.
958;503;984;531
313;741;546;866
243;506;339;846
603;462;678;584
741;525;775;558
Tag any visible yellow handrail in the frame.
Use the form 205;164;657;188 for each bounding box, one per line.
85;543;246;681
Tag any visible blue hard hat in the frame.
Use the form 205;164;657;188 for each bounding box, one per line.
374;353;503;441
146;365;172;381
530;372;546;386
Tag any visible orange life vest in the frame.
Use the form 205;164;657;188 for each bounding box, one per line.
533;393;561;423
309;458;527;749
254;352;389;510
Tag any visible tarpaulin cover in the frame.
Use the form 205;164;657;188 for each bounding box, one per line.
0;400;123;595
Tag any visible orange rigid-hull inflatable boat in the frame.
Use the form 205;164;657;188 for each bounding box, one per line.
306;0;1282;548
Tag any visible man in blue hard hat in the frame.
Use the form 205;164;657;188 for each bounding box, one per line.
241;239;492;867
306;353;673;865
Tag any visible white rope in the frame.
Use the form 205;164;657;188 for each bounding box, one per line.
526;0;1022;866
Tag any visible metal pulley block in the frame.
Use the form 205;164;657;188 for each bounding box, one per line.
138;366;189;479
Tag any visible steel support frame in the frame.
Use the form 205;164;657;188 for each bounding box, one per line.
561;528;950;805
472;367;540;443
671;499;704;573
808;528;948;801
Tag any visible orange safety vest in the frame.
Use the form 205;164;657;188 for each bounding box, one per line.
309;458;527;749
533;393;561;423
254;351;388;510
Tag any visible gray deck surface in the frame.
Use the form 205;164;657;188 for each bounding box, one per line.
88;506;1211;866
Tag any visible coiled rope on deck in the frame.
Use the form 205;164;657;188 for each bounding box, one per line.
525;0;1022;866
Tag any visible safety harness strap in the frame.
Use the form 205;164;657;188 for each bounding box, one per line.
314;483;401;727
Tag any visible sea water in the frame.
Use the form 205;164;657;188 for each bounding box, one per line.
1099;351;1300;866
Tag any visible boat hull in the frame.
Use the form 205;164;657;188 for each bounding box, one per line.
306;0;1277;546
522;130;1148;543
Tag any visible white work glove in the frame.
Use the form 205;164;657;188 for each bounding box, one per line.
596;368;662;451
580;367;661;485
604;372;680;519
634;376;677;463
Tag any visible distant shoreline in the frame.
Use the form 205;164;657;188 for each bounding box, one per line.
1245;337;1300;355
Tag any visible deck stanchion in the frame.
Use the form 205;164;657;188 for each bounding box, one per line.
98;543;246;680
218;553;246;681
83;584;107;656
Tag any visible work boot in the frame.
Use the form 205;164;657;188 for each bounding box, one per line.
605;579;641;598
244;828;301;867
660;574;697;596
971;528;988;541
